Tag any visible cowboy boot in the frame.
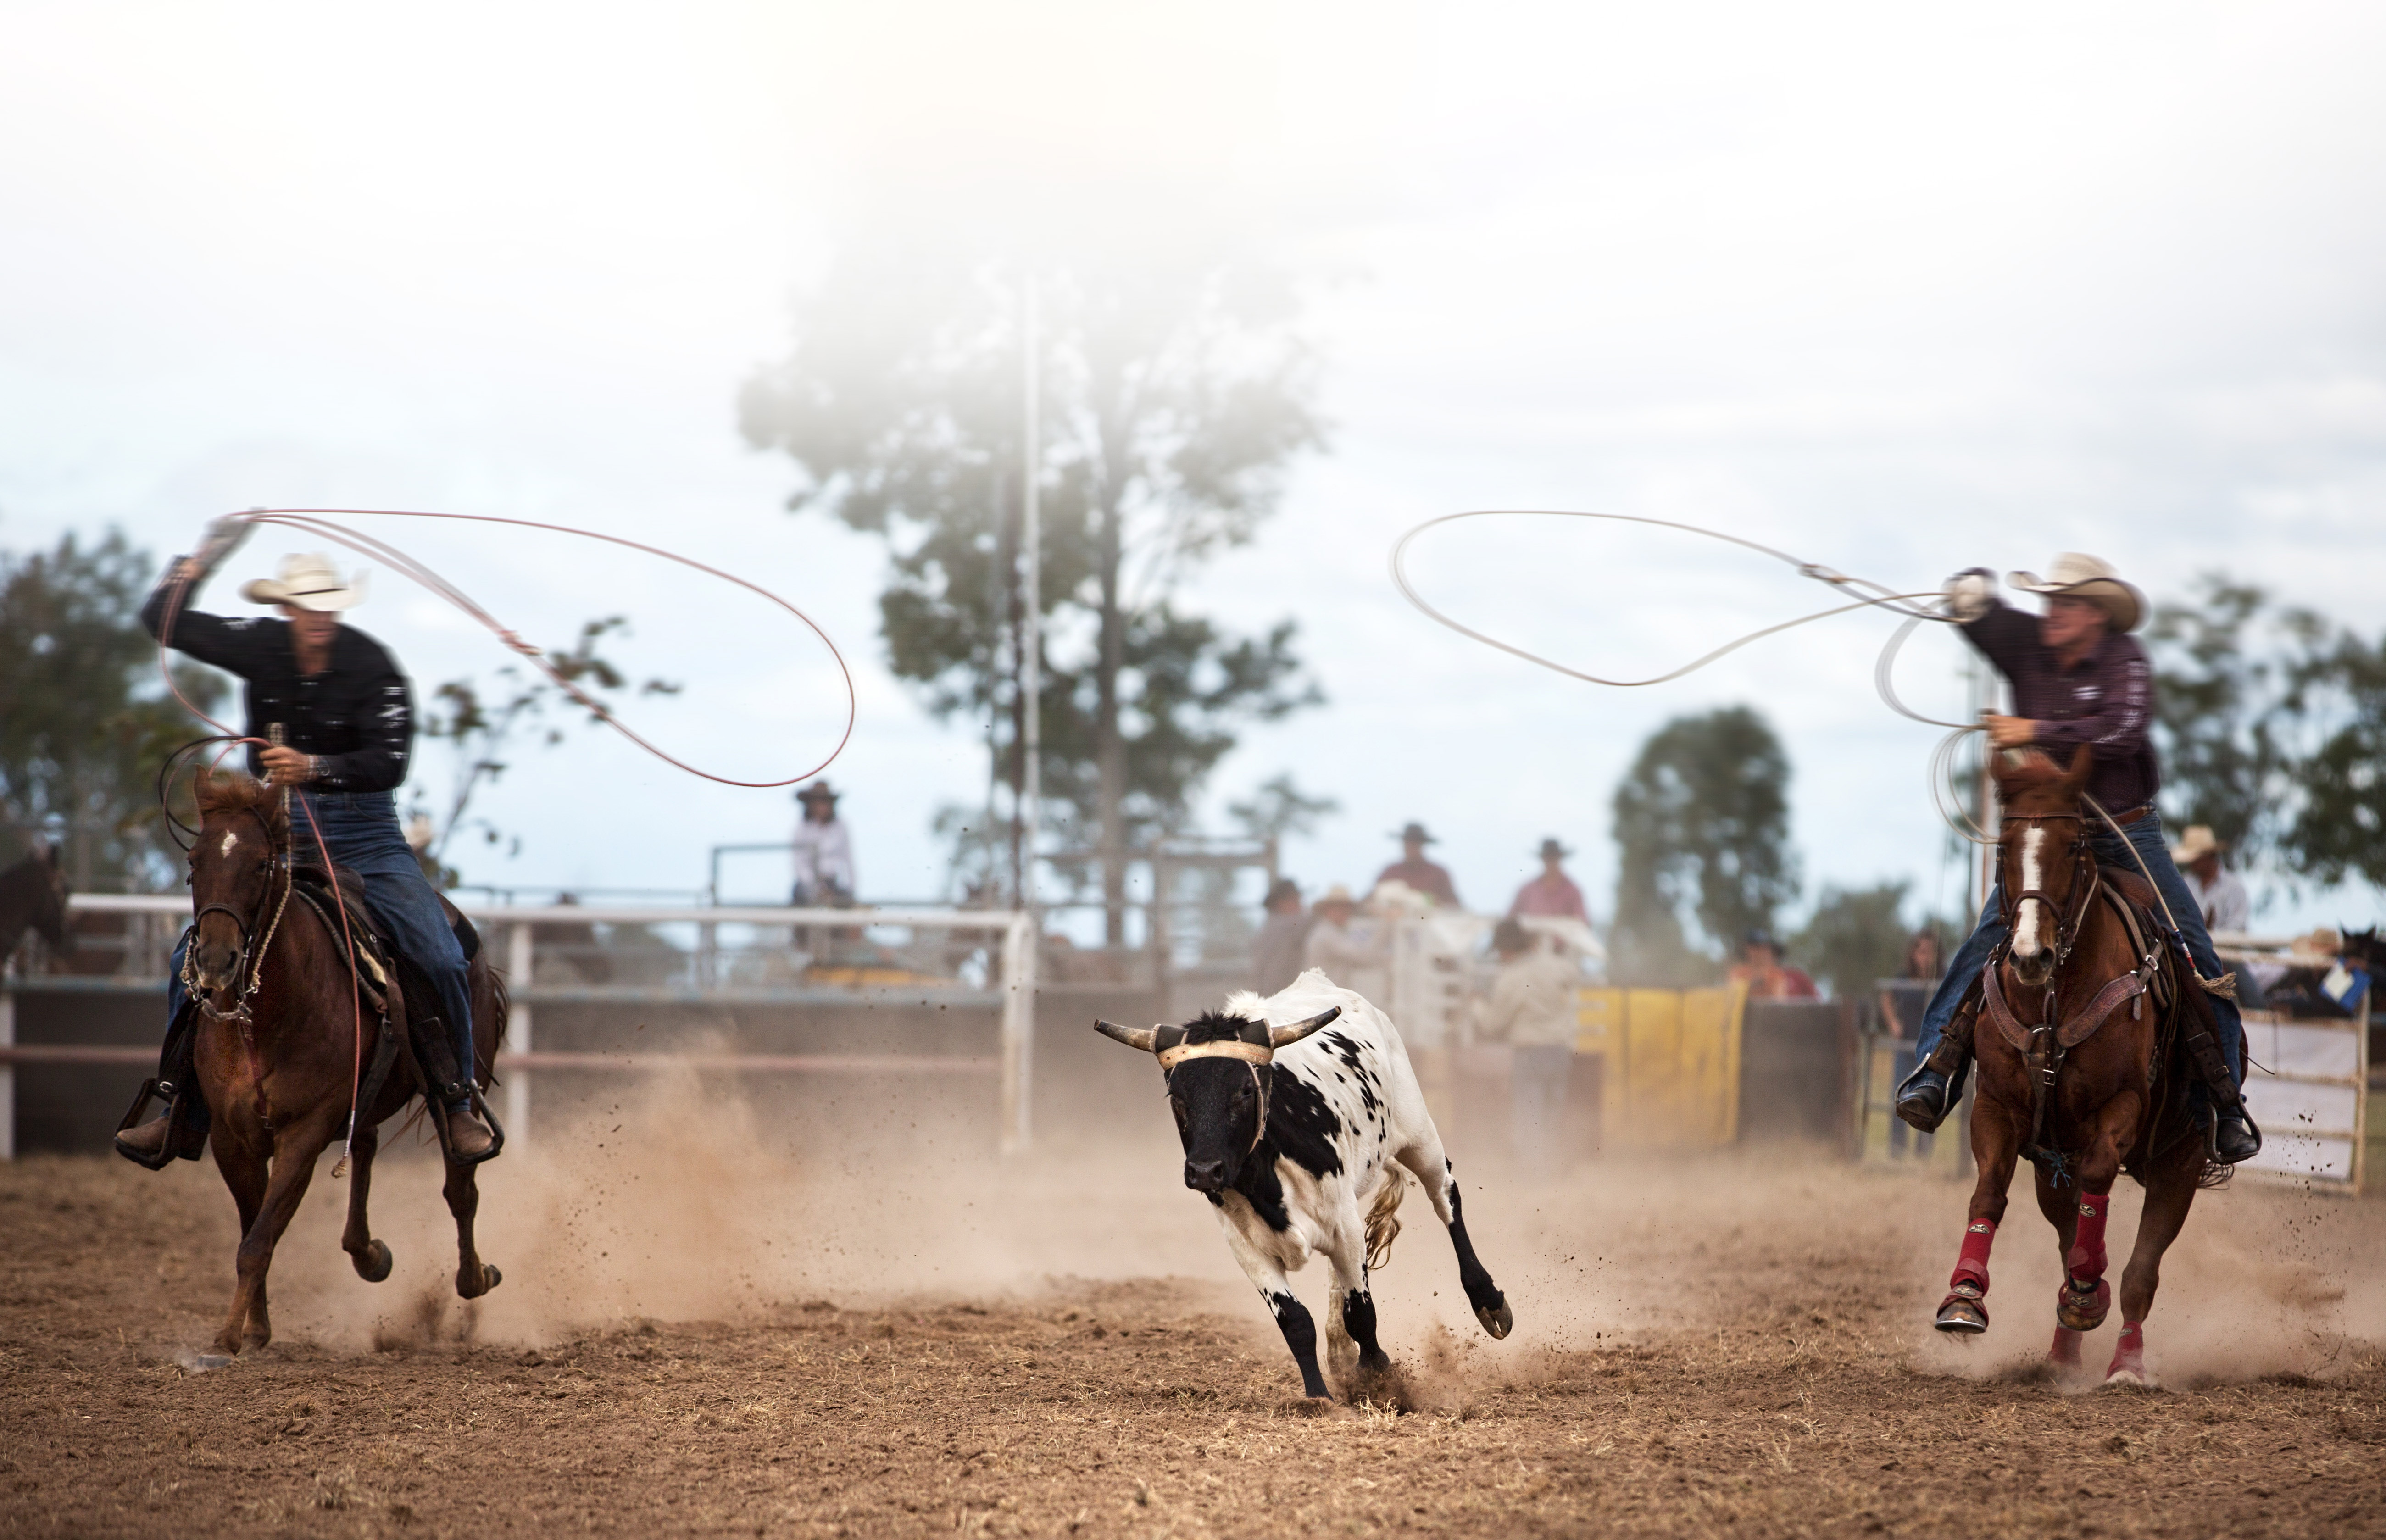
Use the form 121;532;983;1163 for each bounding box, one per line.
2178;1014;2261;1164
439;1091;497;1162
1896;989;1980;1133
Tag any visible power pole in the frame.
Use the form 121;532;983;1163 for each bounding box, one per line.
1019;278;1041;914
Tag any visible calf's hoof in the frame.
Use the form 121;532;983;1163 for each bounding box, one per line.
1934;1286;1989;1334
1474;1297;1513;1340
2055;1275;2110;1331
352;1240;394;1284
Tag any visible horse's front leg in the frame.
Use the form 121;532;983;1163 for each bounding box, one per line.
223;1112;339;1353
2043;1095;2140;1363
442;1151;501;1300
1938;1095;2024;1333
340;1122;393;1283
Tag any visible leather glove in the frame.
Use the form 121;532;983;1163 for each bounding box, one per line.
187;514;255;582
1942;567;1996;623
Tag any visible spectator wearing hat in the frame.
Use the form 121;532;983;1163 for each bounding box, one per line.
1250;877;1313;996
1728;928;1817;1000
1479;917;1582;1171
791;780;855;907
2171;825;2248;936
1375;822;1459;908
1509;838;1588;922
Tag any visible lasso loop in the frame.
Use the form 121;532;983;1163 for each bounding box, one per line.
1390;508;1992;840
158;508;856;789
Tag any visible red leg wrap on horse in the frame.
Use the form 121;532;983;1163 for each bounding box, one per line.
1950;1218;1997;1292
2065;1193;2109;1281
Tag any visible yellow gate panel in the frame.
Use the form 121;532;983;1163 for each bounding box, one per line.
1574;981;1746;1151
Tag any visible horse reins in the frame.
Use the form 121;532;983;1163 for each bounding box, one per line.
181;800;297;1130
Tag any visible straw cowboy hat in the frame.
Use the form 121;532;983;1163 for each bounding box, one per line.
2288;928;2342;968
2008;552;2145;634
2169;825;2226;865
1315;884;1358;911
241;552;368;611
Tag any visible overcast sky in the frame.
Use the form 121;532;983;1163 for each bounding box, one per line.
4;2;2381;938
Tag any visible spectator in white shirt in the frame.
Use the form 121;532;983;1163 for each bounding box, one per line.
792;780;856;906
2171;825;2248;936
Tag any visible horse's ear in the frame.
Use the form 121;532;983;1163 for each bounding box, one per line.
2059;742;2094;796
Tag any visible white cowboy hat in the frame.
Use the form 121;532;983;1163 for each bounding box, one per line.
2008;552;2144;634
241;552;368;611
1315;884;1357;909
2169;825;2225;865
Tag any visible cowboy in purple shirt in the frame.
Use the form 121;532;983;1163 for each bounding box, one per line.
1895;554;2259;1166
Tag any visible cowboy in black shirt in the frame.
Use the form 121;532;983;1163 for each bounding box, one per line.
117;537;495;1162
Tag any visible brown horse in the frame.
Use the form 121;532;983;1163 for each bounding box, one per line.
1934;745;2216;1384
186;773;505;1356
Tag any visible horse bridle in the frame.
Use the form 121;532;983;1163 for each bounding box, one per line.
182;805;295;1023
1995;812;2097;978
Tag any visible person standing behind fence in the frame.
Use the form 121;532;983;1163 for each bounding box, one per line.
1375;822;1459;908
791;780;855;906
1479;917;1581;1173
1250;878;1312;995
1509;838;1587;921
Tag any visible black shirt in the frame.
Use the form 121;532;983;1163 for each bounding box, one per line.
1961;597;2160;812
140;573;414;794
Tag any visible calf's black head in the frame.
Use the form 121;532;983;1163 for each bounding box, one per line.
1094;1005;1340;1194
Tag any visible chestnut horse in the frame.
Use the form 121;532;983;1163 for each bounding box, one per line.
186;773;505;1356
1934;745;2217;1384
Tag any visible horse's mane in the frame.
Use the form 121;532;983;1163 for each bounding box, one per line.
195;771;289;837
1994;746;2091;816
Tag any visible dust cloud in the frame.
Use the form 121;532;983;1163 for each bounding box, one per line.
249;1075;2386;1390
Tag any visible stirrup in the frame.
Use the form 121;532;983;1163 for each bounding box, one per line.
436;1082;506;1167
112;1079;202;1170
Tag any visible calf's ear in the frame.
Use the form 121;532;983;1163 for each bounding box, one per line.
1268;1005;1341;1048
1093;1019;1160;1053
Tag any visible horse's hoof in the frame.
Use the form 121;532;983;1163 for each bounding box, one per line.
459;1262;501;1299
1475;1298;1513;1340
1934;1291;1990;1334
2048;1326;2084;1367
2104;1363;2148;1387
353;1240;393;1284
2055;1276;2111;1332
188;1354;234;1372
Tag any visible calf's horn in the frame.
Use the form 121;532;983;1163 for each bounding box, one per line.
1093;1019;1161;1053
1268;1005;1341;1048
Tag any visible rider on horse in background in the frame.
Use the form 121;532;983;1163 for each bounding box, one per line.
116;523;497;1163
1894;552;2261;1167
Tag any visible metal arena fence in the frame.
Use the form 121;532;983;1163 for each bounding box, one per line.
1;895;1036;1159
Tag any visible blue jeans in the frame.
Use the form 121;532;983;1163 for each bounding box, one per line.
168;790;476;1131
1913;809;2244;1093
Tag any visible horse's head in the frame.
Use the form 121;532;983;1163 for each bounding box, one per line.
1991;744;2095;991
187;773;287;995
1092;1004;1341;1194
26;841;70;950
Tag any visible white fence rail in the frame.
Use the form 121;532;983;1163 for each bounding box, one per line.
3;896;1038;1157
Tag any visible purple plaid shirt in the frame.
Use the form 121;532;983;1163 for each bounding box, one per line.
1962;597;2160;812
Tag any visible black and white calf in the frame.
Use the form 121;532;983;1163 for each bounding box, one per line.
1094;969;1512;1399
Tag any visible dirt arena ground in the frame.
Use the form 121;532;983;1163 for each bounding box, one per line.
5;1081;2384;1539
